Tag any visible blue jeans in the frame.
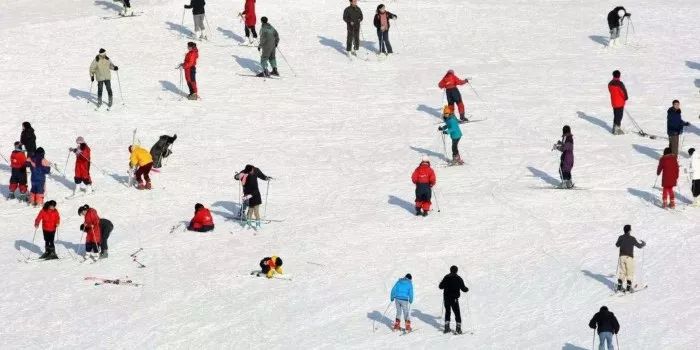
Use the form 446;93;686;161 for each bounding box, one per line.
599;332;614;350
377;29;393;54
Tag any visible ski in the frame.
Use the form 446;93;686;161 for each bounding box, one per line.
631;130;667;140
399;328;419;336
65;190;96;200
227;216;283;223
236;73;281;79
85;277;142;287
529;185;590;190
250;271;292;281
129;248;144;258
459;118;487;124
102;12;143;20
237;44;258;47
169;223;185;234
610;284;647;297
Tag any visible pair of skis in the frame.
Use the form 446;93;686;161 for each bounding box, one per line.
85;276;142;287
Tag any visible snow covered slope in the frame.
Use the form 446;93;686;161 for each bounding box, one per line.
1;0;699;348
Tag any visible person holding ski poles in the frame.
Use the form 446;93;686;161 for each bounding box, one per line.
588;306;620;350
553;125;574;189
390;274;413;332
78;204;102;260
439;265;469;334
615;224;645;292
411;156;436;216
343;0;363;55
89;48;118;109
606;6;630;47
666;99;689;155
373;4;396;56
657;147;679;209
179;42;199;100
608;70;628;135
239;0;257;44
69;136;93;194
184;0;207;40
438;70;470;122
34;200;60;260
234;164;270;227
438;105;464;165
256;16;280;78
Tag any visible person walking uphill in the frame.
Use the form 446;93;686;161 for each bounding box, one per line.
606;6;629;47
256;17;280;78
438;105;464;166
234;164;270;228
184;0;207;40
70;136;93;195
589;306;620;350
615;224;646;292
179;42;199;100
438;70;470;122
554;125;574;188
34;200;60;260
657;147;679;209
128;145;154;190
666;100;690;155
8;142;28;201
411;156;436;216
373;4;396;55
20;122;36;157
343;0;363;55
608;70;628;135
390;274;414;332
239;0;257;44
89;48;119;109
439;265;469;334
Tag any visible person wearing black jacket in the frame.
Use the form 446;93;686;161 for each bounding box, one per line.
438;265;469;334
150;134;177;168
20;122;37;157
184;0;207;40
343;0;363;55
589;306;620;350
606;6;629;47
234;164;270;227
615;224;645;292
373;4;397;55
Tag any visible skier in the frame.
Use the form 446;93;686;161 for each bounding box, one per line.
439;265;469;334
688;148;700;206
78;204;102;259
89;48;119;109
179;42;199;100
373;4;397;56
239;0;257;44
608;70;628;135
149;134;177;168
666;100;689;155
657;147;679;209
438;105;464;165
184;0;207;40
256;17;280;77
588;306;620;350
390;273;413;332
128;145;154;190
26;147;51;207
606;6;630;47
20;122;36;157
554;125;574;188
343;0;363;55
233;164;270;227
119;0;133;16
69;136;93;195
615;224;646;292
259;256;283;278
438;70;470;122
188;203;215;232
98;218;113;258
34;200;60;260
411;156;436;216
8;142;28;201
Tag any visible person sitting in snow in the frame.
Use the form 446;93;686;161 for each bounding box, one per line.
259;256;283;278
188;203;215;232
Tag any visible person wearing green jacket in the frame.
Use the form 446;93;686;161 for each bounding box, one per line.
89;48;118;108
256;17;280;78
438;105;464;165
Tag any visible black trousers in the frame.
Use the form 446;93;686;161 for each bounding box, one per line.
245;26;258;38
613;107;624;127
692;179;700;197
123;0;131;7
43;230;55;249
444;298;462;323
451;138;460;157
100;222;113;251
346;25;360;51
97;80;113;102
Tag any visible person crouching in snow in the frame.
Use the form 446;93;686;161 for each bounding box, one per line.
26;147;51;207
411;156;436;216
689;148;700;207
259;256;283;278
554;125;574;189
128;145;154;190
78;204;102;259
70;136;93;195
657;147;679;209
438;105;464;165
390;274;414;332
34;200;60;260
188;203;215;232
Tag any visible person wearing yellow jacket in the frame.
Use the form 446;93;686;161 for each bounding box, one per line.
128;145;154;190
259;256;283;278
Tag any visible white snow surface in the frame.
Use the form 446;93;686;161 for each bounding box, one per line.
1;0;700;348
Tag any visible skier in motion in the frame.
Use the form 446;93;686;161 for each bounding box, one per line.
588;306;620;350
179;42;199;100
438;70;470;122
439;265;469;334
607;70;628;135
343;0;363;56
89;48;119;109
69;136;93;195
390;274;413;332
411;156;436;216
256;17;280;78
553;125;574;188
615;224;645;292
184;0;207;40
234;164;270;227
606;6;630;47
438;105;464;165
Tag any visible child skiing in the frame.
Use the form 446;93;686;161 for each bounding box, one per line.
439;265;469;334
390;274;414;332
554;125;574;189
438;105;464;165
411;156;436;216
234;165;270;227
438;70;470;121
150;134;177;168
8;142;28;201
34;200;60;260
608;70;628;135
20;122;36;157
689;148;700;206
78;204;102;260
69;136;93;195
257;17;280;77
184;0;207;40
179;42;199;100
588;306;620;350
89;48;119;109
188;203;215;232
657;147;679;208
259;256;283;278
239;0;257;44
373;4;397;56
615;225;646;292
128;145;154;190
26;147;51;207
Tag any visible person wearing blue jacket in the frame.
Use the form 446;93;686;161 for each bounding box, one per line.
390;273;414;332
438;105;464;165
667;100;690;155
26;147;51;207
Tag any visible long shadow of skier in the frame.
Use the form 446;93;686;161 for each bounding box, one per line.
69;88;95;104
686;61;700;70
367;310;393;330
217;27;244;43
411;308;442;330
526;166;560;186
232;55;260;73
165;21;193;37
387;195;415;215
410;146;449;162
627;188;657;206
580;269;616;291
562;343;588;350
56;239;82;255
159;80;187;97
15;240;42;255
317;36;347;56
417;104;442;120
577;111;611;134
588;35;609;46
94;0;121;13
632;144;660;160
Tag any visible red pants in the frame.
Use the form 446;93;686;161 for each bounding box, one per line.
185;67;197;94
662;186;675;204
9;183;28;193
135;162;153;184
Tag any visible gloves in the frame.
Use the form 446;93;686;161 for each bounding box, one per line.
466;76;472;81
80;224;85;231
69;147;76;153
438;126;444;131
114;66;119;71
234;172;240;180
183;5;188;8
641;240;646;247
90;76;94;82
257;47;261;52
390;298;394;302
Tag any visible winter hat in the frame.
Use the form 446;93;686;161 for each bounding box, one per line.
443;105;454;115
22;121;31;129
128;145;133;152
663;147;672;155
612;70;621;78
562;125;571;135
195;203;204;211
421;155;430;163
78;204;90;215
689;148;696;156
76;136;85;144
376;4;385;12
405;273;412;280
99;48;106;54
261;16;268;24
243;164;254;173
600;306;609;312
450;265;458;273
275;257;283;266
623;224;631;234
187;42;197;48
447;69;454;75
35;147;45;157
44;200;57;209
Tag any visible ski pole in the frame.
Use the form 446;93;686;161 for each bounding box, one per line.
63;151;72;179
180;8;186;39
116;71;125;105
592;329;596;350
0;152;9;165
432;187;441;213
467;82;484;102
204;14;212;40
276;47;297;77
263;179;271;219
652;175;659;189
87;81;94;104
179;68;184;96
373;301;392;332
616;333;620;350
625;19;630;44
441;132;448;160
32;227;38;250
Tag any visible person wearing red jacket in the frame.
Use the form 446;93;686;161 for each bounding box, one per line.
657;147;679;209
78;204;102;259
411;156;437;216
34;200;60;259
608;70;628;135
8;141;28;201
179;42;199;100
438;70;470;122
69;136;93;195
188;203;215;232
239;0;258;44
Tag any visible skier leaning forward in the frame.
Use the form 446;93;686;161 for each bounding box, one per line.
615;224;645;292
390;274;414;332
256;17;279;78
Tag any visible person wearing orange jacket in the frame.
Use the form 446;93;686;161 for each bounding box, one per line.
78;204;102;259
69;136;93;195
411;156;436;216
178;42;199;100
657;147;679;209
34;200;60;260
608;70;628;135
8;141;28;201
438;70;470;122
188;203;215;232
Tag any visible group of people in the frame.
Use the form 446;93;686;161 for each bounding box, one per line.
343;0;398;56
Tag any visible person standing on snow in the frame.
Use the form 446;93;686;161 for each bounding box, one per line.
438;70;470;122
78;204;102;260
239;0;257;44
234;165;270;227
588;306;620;350
179;42;199;100
411;156;436;216
439;265;469;334
554;125;574;188
259;256;283;278
119;0;134;16
657;147;679;209
608;70;628;135
20;122;37;157
343;0;363;55
8;142;28;201
26;147;51;207
390;274;414;332
34;200;60;260
666;100;690;155
606;6;629;47
615;224;645;292
257;16;280;78
688;148;700;206
89;48;119;108
373;4;396;56
128;145;154;190
98;218;113;258
184;0;207;40
438;105;464;165
69;136;93;195
188;203;215;232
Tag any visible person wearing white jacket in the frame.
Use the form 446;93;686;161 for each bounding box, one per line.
689;148;700;206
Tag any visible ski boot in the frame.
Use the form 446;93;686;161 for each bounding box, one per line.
38;249;50;259
256;69;270;78
669;200;676;209
455;323;462;334
145;181;152;190
405;320;412;332
626;280;633;293
136;182;147;190
271;68;279;76
693;197;700;207
7;192;15;200
415;207;422;216
392;319;401;331
459;113;469;122
255;220;262;229
187;93;199;100
350;50;357;56
443;322;451;334
107;96;113;108
422;210;428;217
617;279;624;292
99;249;108;259
453;154;465;165
45;247;58;260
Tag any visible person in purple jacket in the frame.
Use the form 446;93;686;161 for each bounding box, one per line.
554;125;574;188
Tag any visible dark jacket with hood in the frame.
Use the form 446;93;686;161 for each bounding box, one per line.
235;165;269;207
185;0;206;15
20;123;37;156
589;307;620;334
439;272;469;299
607;7;626;29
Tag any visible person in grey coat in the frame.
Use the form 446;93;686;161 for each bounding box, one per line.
89;48;118;108
343;0;363;54
615;224;646;292
554;125;574;189
256;17;279;78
